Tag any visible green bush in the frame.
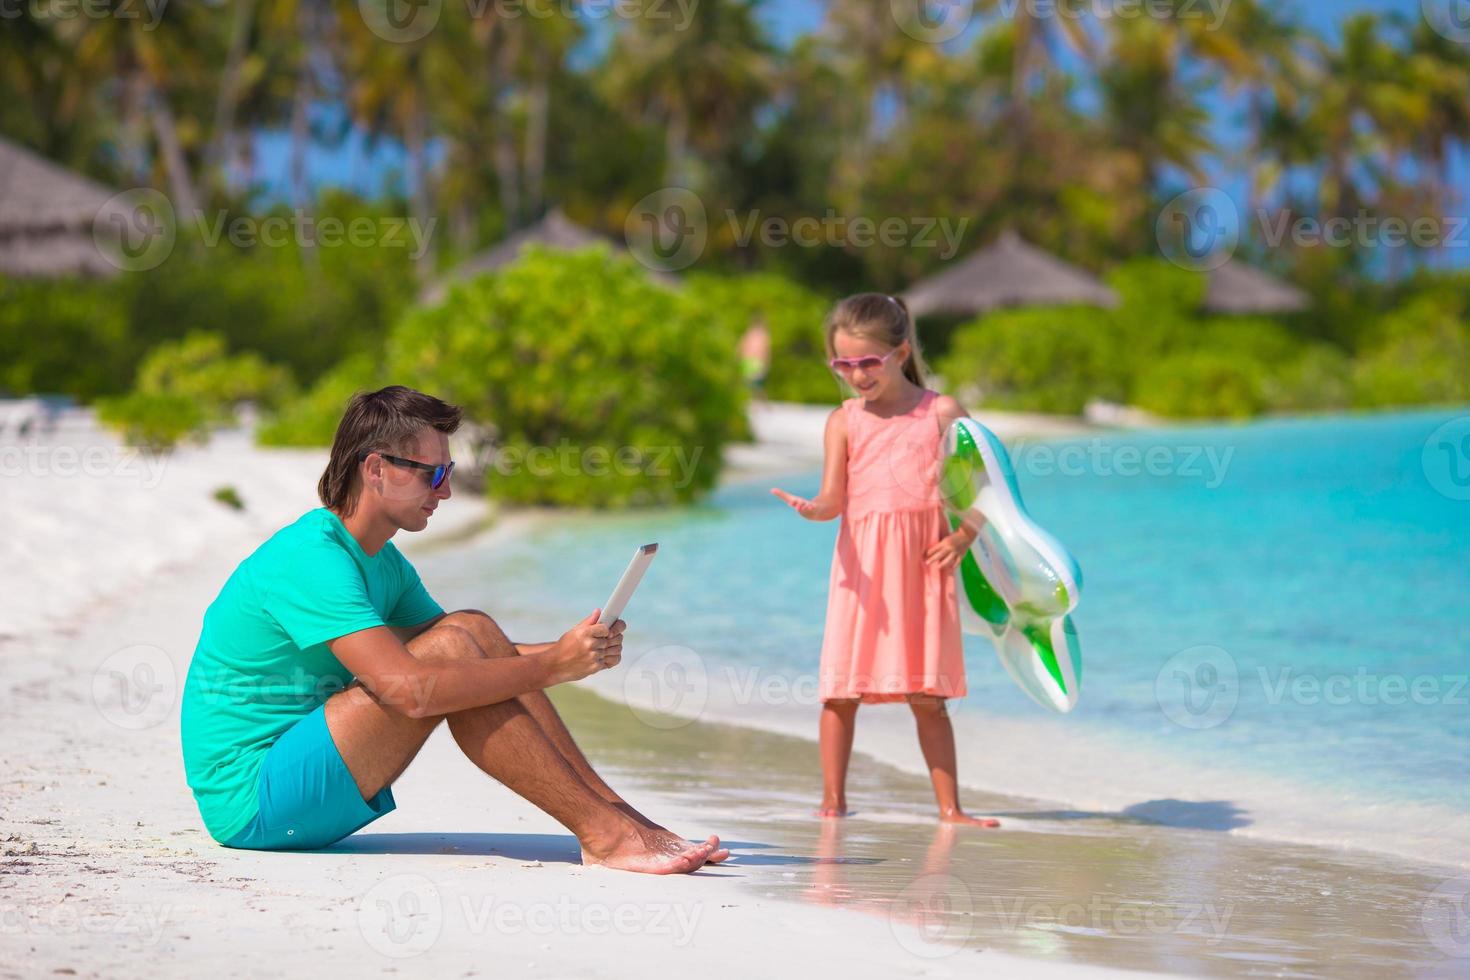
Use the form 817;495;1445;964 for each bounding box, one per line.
135;331;295;424
0;277;131;400
1133;350;1268;419
938;306;1125;414
386;246;745;508
95;391;209;451
1264;343;1353;413
97;331;294;450
1351;293;1470;408
679;271;840;407
117;193;418;388
257;352;385;447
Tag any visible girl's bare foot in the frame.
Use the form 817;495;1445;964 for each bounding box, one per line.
815;800;852;818
940;808;1000;827
581;822;731;874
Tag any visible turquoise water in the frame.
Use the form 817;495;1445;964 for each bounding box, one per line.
428;408;1470;831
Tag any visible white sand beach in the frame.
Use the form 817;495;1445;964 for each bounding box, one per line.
1;406;1156;978
2;407;1461;978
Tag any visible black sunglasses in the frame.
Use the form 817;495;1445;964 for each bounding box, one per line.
360;451;455;490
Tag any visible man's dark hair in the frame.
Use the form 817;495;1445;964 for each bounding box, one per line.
318;385;463;515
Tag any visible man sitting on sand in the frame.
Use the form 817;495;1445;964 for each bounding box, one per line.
180;385;727;873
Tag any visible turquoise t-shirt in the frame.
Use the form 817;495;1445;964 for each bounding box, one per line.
180;507;444;843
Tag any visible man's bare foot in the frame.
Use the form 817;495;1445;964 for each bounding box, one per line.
940;809;1000;827
581;823;731;874
815;804;852;818
613;799;665;831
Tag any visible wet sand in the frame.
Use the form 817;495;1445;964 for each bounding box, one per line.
551;684;1467;978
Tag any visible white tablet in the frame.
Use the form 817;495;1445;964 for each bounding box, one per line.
599;543;658;625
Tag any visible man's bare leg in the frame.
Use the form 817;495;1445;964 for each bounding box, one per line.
439;610;667;831
324;620;728;872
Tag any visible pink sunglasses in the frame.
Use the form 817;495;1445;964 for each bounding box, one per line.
828;346;905;375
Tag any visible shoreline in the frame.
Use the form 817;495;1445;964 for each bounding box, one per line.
3;404;1463;974
0;525;1169;979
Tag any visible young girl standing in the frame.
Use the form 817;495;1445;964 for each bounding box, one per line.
772;293;998;826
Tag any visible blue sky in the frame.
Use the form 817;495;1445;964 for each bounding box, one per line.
250;0;1469;268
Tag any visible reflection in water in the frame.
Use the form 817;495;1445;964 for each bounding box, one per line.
549;683;1464;979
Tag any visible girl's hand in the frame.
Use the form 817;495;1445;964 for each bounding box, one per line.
771;487;820;519
924;531;972;571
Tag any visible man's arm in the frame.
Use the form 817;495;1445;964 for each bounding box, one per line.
333;614;610;719
388;613;446;645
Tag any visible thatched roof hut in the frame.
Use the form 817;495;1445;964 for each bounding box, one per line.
0;136;125;278
1203;257;1309;314
902;229;1118;317
420;208;662;305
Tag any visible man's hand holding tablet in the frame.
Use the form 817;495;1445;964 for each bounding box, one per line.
544;544;657;684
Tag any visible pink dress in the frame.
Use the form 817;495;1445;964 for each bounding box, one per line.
818;388;966;703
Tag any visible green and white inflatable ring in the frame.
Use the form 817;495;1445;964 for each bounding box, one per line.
939;418;1084;714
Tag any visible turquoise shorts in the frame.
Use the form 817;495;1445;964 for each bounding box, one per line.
223;704;395;851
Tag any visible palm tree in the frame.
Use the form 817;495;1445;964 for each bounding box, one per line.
1303;13;1425;223
601;0;773;192
1096;14;1214;196
1176;0;1308;219
1403;15;1470;218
